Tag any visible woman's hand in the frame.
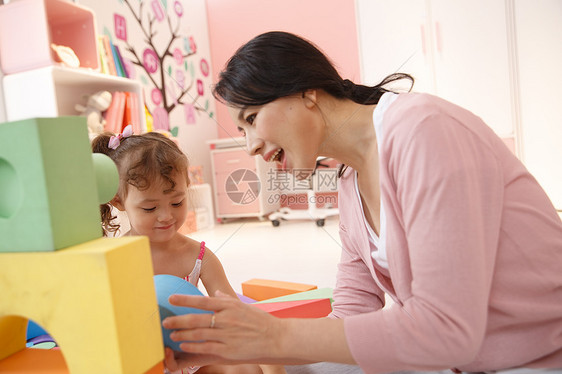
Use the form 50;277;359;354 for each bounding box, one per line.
162;291;286;367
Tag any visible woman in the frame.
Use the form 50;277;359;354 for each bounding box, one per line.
162;31;562;374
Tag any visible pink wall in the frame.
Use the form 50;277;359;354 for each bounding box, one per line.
206;0;360;138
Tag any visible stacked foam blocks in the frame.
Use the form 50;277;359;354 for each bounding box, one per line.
240;279;334;318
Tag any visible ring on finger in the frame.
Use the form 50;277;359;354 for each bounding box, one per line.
209;314;216;329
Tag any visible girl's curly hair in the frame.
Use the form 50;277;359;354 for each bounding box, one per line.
91;131;189;236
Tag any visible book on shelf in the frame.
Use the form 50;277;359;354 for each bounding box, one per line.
97;35;129;78
104;91;142;134
115;44;129;78
104;91;126;133
97;35;109;75
109;41;123;77
100;35;117;76
122;92;132;132
111;43;128;78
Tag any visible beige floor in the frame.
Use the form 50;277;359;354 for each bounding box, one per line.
189;216;343;295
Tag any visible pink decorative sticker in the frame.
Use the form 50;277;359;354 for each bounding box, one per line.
189;36;197;54
143;48;159;74
151;88;162;106
114;14;127;41
153;107;169;131
175;70;185;89
173;48;183;65
200;58;209;77
174;1;183;17
197;79;204;96
151;0;165;22
184;103;196;124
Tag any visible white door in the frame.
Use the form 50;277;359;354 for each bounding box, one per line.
429;0;513;137
356;0;514;137
356;0;433;93
514;0;562;209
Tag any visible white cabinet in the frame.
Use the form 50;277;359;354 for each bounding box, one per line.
357;0;514;138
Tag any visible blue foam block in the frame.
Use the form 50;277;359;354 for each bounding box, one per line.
153;274;212;352
27;320;47;340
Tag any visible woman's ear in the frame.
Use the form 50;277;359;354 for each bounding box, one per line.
302;89;317;108
111;195;125;211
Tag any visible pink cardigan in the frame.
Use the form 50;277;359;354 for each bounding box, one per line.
332;93;562;373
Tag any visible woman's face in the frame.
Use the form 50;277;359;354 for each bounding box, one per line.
228;93;324;179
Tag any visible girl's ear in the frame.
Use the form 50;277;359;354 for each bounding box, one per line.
111;195;125;211
302;89;317;108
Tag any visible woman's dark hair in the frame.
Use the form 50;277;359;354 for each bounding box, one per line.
212;31;414;176
92;131;189;236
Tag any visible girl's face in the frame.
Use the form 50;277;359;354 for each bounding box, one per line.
229;93;324;179
115;172;189;243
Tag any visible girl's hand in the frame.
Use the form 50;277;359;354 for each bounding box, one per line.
163;347;187;371
162;291;286;367
164;347;233;370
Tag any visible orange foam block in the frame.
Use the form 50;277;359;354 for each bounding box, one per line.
253;298;332;318
241;279;317;301
0;348;67;373
0;349;165;373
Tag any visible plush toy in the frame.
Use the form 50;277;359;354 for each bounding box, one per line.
75;90;113;134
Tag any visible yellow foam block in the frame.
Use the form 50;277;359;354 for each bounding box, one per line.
241;279;317;301
0;237;164;374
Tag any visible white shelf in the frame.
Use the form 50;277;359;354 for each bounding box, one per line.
2;65;145;130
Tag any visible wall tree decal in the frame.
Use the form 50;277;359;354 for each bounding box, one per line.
117;0;212;132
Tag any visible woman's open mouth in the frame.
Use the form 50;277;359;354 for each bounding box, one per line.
267;148;283;163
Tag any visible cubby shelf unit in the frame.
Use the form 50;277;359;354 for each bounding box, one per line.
2;65;146;131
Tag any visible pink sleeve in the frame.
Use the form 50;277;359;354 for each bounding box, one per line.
329;222;385;319
345;100;504;372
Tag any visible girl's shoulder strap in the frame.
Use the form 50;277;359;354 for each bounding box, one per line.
197;241;206;260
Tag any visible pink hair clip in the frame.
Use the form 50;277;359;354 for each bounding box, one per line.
108;124;133;149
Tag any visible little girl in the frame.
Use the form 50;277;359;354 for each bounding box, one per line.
92;126;283;374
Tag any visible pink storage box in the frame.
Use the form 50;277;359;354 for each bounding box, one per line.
0;0;99;74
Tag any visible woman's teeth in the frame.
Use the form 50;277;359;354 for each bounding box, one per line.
267;148;282;162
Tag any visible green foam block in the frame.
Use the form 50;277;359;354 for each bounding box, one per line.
0;117;112;252
256;288;334;304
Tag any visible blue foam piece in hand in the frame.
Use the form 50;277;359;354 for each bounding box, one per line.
153;274;212;352
27;320;47;340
